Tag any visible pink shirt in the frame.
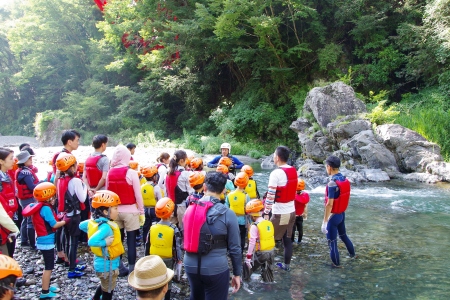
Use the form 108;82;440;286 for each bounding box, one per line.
247;216;264;255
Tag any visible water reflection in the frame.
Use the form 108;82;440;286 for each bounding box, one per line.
229;163;450;299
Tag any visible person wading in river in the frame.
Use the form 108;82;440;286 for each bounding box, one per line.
322;155;356;267
263;146;297;272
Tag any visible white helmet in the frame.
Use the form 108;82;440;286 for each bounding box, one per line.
220;143;231;152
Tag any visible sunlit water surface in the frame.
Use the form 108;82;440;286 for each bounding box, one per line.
229;163;450;300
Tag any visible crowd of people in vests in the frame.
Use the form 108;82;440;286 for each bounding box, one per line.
0;130;357;300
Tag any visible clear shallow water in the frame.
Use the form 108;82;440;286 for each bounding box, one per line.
230;163;450;299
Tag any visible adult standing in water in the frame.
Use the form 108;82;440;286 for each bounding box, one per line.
263;146;297;271
322;155;356;267
206;143;244;175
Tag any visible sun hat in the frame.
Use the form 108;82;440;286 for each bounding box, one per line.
128;255;174;291
16;151;33;164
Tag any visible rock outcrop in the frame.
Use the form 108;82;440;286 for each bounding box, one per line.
287;81;450;183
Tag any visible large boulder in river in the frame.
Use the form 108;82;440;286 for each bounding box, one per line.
298;131;334;162
327;116;372;144
375;124;442;172
341;130;399;173
303;82;366;127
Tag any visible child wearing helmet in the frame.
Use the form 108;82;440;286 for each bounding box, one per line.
244;199;275;283
215;164;235;204
242;165;260;200
292;179;309;244
79;191;124;300
22;182;65;299
145;197;182;300
225;172;251;253
206;143;245;174
190;158;204;172
186;172;205;206
55;152;88;279
141;165;163;246
0;254;23;300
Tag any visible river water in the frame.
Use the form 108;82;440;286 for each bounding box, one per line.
230;163;450;300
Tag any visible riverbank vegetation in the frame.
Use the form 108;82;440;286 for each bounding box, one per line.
0;0;449;158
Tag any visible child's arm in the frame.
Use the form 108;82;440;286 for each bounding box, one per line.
40;206;65;229
88;223;112;248
303;204;308;220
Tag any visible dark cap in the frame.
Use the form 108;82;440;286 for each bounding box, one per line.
325;155;341;169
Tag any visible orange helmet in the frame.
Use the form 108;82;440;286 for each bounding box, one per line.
92;191;121;209
297;179;305;191
218;157;232;167
185;156;194;168
0;254;23;279
234;172;249;188
245;199;264;216
56;153;77;172
129;161;139;171
242;165;254;178
189;172;205;188
142;165;158;178
12;157;19;172
33;182;56;202
216;164;228;174
155;197;174;219
77;162;85;173
190;158;203;170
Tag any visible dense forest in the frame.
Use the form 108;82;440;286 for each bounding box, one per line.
1;0;449;158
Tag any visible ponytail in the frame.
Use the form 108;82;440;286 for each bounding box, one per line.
157;152;170;163
168;150;187;175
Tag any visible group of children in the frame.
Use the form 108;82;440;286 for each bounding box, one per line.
0;138;312;300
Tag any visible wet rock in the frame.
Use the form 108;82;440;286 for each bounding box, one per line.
303;82;367;128
400;172;441;184
359;169;390;182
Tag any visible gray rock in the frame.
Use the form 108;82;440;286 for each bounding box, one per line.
290;118;312;133
298;133;333;162
260;154;275;169
340;168;368;183
303;82;366;127
400;173;441;184
359;169;390;182
375;124;442;172
424;161;450;182
327;116;372;144
342;130;399;172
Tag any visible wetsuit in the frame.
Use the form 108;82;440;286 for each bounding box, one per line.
325;173;355;266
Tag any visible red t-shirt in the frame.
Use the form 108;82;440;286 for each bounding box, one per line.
294;192;309;216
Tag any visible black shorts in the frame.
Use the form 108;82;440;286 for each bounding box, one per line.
41;249;55;270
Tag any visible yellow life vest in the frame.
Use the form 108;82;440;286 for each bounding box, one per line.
141;182;157;207
245;179;258;199
227;189;246;216
248;220;275;252
149;223;174;259
220;180;234;200
140;175;147;186
87;219;125;259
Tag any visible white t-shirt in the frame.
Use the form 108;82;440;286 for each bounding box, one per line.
268;164;295;214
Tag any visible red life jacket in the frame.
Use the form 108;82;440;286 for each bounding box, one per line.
107;167;135;205
166;170;189;205
0;179;18;218
22;202;57;237
183;197;227;255
85;155;105;188
15;167;39;199
57;176;81;213
274;167;297;204
7;169;16;182
294;192;310;216
324;178;351;214
51;148;72;175
0;226;10;246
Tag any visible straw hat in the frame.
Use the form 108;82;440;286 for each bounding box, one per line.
128;255;174;291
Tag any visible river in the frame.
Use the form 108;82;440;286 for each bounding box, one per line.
231;162;450;299
13;145;450;299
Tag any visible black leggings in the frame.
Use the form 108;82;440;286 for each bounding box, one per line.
120;229;137;266
239;225;247;253
93;285;113;300
291;216;304;242
282;231;293;265
63;214;81;270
